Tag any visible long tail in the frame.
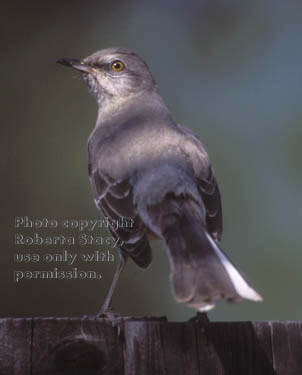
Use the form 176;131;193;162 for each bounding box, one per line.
150;196;262;311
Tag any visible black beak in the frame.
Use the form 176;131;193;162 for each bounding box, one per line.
56;58;91;73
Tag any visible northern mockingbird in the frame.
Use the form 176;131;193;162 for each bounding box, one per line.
57;47;262;315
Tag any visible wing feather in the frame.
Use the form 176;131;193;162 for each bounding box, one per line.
89;161;152;268
176;123;223;240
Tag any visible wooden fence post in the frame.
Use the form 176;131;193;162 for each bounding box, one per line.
0;315;301;374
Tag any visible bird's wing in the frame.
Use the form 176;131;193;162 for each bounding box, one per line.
176;124;223;241
88;159;152;268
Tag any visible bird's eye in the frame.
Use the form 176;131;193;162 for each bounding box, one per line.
111;60;125;72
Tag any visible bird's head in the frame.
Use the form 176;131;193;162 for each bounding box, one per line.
57;47;157;104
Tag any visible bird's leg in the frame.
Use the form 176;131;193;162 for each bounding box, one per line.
96;249;128;317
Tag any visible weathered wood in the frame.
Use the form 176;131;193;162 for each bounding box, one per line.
0;318;32;375
270;321;302;374
201;321;274;375
31;317;123;375
0;315;301;374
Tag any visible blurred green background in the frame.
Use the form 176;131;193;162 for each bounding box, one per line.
2;0;302;321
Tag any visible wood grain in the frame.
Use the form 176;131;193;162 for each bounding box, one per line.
0;315;301;374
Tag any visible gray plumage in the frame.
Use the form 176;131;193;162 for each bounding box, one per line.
58;47;262;312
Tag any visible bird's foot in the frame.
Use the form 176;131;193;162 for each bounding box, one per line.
97;305;121;319
93;306;124;328
82;307;122;326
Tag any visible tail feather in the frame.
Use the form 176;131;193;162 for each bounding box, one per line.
156;197;262;311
